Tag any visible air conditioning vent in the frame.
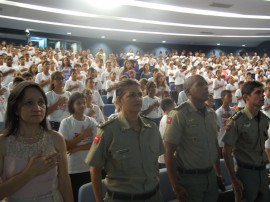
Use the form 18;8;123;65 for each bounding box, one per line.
209;2;233;8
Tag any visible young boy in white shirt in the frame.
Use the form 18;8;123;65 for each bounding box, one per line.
64;69;84;93
105;72;118;104
159;97;175;168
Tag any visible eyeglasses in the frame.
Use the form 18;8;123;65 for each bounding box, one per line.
54;76;64;80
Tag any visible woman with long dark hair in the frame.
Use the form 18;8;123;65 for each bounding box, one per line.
0;81;73;201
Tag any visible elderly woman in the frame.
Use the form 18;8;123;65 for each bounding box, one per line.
0;81;73;201
85;79;164;202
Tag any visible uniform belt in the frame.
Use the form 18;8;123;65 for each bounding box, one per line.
237;162;266;170
107;185;159;200
177;167;213;175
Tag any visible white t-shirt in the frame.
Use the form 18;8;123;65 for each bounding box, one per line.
105;80;118;99
265;126;270;149
0;86;9;122
84;104;105;124
0;66;19;87
216;106;236;147
100;71;111;89
158;114;167;164
213;78;225;99
59;115;97;174
235;89;245;108
46;91;71;122
64;80;84;93
35;72;51;93
174;70;185;85
141;96;163;119
205;77;214;94
91;90;104;107
168;68;176;83
225;83;237;103
263;97;270;118
178;91;188;105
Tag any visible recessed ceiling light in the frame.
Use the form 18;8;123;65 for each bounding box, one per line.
242;44;246;47
217;43;220;46
101;36;106;38
162;41;166;43
67;32;71;35
132;39;136;41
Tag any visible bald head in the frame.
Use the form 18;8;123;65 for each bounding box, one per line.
184;75;206;96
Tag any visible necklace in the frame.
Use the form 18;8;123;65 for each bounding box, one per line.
16;127;44;144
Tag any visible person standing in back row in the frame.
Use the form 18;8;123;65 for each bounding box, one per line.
223;81;269;202
164;75;222;202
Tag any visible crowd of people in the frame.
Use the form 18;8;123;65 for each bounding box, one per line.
0;39;270;202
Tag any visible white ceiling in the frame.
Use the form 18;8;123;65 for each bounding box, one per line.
0;0;270;47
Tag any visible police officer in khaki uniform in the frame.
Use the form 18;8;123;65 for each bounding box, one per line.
164;75;221;202
223;81;269;202
85;79;164;202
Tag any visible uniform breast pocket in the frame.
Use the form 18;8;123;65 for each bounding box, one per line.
111;149;131;170
185;124;201;144
186;136;200;145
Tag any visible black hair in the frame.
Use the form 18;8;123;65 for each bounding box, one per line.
68;92;86;114
221;90;232;99
241;81;264;100
160;98;175;112
3;81;48;136
116;79;140;97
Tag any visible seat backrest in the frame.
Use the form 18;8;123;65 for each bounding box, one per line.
78;180;107;202
101;95;108;104
103;104;115;117
159;168;176;201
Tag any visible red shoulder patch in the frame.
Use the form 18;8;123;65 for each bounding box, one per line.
167;117;172;124
93;134;101;144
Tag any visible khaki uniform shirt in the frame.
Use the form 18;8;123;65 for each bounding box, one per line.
85;112;164;194
222;107;269;166
164;100;219;170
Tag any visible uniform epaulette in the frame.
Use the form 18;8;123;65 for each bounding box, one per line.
229;111;243;121
99;116;117;128
174;102;188;111
140;115;156;123
225;111;242;131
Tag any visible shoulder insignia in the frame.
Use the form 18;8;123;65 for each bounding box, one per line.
93;134;101;144
231;111;242;121
167;116;172;124
174;102;188;111
99;116;117;128
225;111;242;132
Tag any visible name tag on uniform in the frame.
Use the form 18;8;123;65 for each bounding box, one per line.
244;123;251;128
116;149;130;154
